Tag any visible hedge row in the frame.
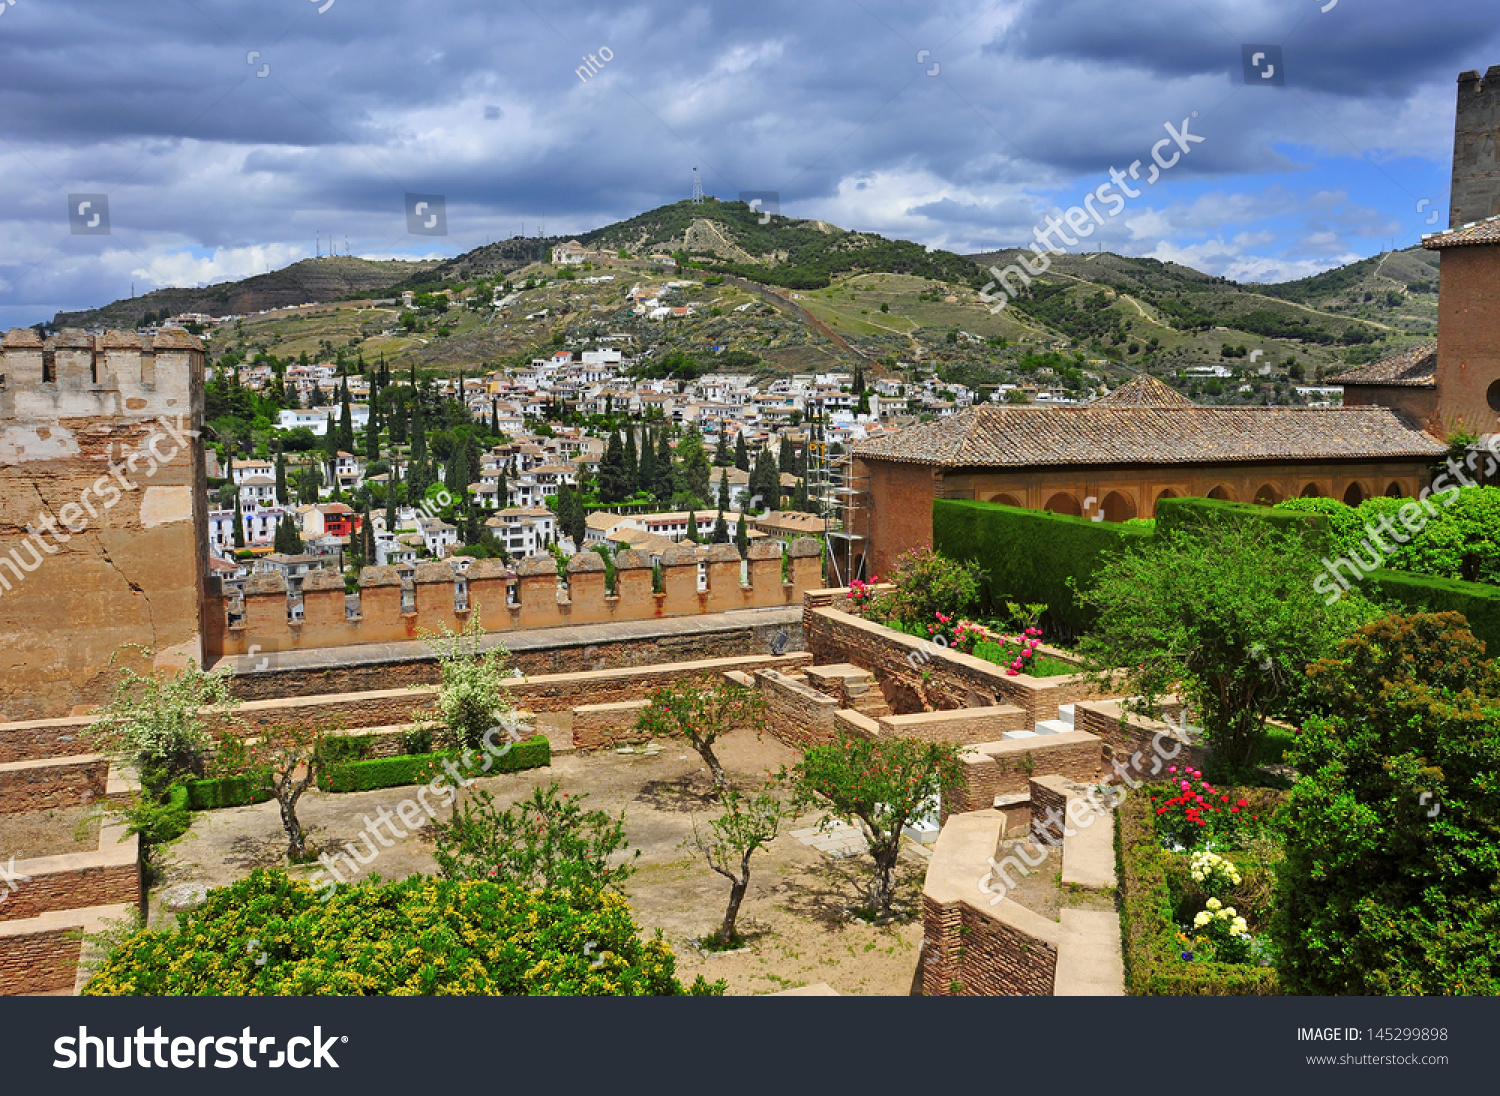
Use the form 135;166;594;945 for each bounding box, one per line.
1115;788;1280;996
932;499;1151;633
186;775;274;810
1154;496;1331;549
1366;569;1500;657
318;735;551;794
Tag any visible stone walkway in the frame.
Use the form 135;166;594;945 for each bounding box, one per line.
789;819;870;858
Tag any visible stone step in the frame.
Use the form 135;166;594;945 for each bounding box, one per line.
1001;729;1037;740
1058;703;1075;726
1034;719;1071;736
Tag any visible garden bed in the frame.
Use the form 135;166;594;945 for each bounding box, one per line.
1116;779;1282;995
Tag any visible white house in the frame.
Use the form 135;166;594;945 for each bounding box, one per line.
486;508;556;557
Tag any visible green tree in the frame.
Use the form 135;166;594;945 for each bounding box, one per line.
714;429;730;466
685;510;700;543
713;507;729;545
82;870;718;996
433;782;639;893
686;784;794;946
273;513;303;555
735;511;749;556
1274;613;1500;995
1076;520;1371;773
232;493;246;548
622;428;639;496
794;733;964;914
634;676;767;792
734;431;749;472
653;430;674;501
638;429;658;495
599;431;629;503
296;461;324;505
676;426;712;504
275;451;289;506
419;619;519;752
717;467;731;512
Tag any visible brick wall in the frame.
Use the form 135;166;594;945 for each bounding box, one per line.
803;605;1107;724
0;720;96;765
571;701;652;751
755;669;839;747
948;732;1102;813
876;705;1027;745
1072;698;1210;779
0;928;83;995
0;756;109;814
224;612;804;702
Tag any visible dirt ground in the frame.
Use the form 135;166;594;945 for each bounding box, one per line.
152;727;928;996
0;805;101;859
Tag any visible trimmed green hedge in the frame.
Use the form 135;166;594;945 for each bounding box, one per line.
319;734;552;793
1115;789;1280;995
185;775;274;811
1365;569;1500;657
1155;496;1330;549
932;499;1151;633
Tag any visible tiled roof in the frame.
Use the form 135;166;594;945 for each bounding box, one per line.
1328;343;1437;388
1423;215;1500;249
852;404;1445;467
1094;374;1196;407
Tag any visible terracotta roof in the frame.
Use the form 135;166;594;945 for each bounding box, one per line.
1423;215;1500;249
1328;343;1437;388
1094;374;1196;408
852;404;1445;468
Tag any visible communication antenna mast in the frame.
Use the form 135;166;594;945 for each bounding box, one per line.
692;166;704;204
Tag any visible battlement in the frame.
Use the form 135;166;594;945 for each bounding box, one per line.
0;328;203;422
1451;65;1500;228
205;538;825;658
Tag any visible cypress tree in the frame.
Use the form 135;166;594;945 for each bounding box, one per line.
322;414;338;459
390;394;408;445
638;428;657;496
735;511;749;556
498;467;509;510
778;435;794;474
232;494;246;549
411;399;427;464
338;380;355;453
365;401;380;462
622;428;638;496
685;510;699;543
717;467;730;512
386;462;399;534
713;507;729;545
654;430;673;500
734;431;749;472
568;496;588;552
599;431;627;503
714;429;730;466
275;451;288;506
465;435;482;488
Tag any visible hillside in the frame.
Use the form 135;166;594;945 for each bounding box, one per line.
53;257;439;329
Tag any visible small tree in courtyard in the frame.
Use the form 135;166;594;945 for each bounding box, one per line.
686;783;794;947
213;723;325;863
633;676;766;792
419;615;521;752
793;732;964;916
1075;519;1371;774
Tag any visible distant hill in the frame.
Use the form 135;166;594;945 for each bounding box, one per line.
53;256;439;328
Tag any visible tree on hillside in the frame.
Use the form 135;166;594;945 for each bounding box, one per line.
634;677;767;792
599;431;629;503
273;513;303;555
713;507;729;545
734;431;749;472
714;430;730;466
793;733;964;915
622;428;639;496
717;468;731;512
1275;613;1500;995
638;429;658;495
652;430;675;500
275;451;289;506
232;493;246;549
676;426;712;504
685;510;700;543
735;511;749;556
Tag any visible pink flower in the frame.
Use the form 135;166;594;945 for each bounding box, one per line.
1180;781;1190;790
1168;766;1177;774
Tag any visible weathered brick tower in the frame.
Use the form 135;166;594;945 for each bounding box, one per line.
0;328;207;720
1450;66;1500;228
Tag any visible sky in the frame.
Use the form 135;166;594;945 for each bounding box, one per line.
1;0;1497;326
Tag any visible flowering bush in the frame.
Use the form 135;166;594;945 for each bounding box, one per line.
1186;897;1253;964
873;547;981;628
1188;850;1242;893
846;577;880;614
1149;766;1259;851
928;614;1044;676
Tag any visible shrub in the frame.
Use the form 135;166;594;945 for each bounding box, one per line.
319;735;550;793
1365;570;1500;657
82;869;721;996
315;733;376;766
1274;612;1500;995
1155;496;1331;550
873;546;981;629
185;774;273;811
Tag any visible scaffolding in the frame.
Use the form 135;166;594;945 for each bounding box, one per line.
805;425;869;588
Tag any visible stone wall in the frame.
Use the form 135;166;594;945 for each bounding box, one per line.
0;925;84;995
207;538;824;659
949;732;1103;813
221;608;803;700
921;810;1061;996
0;329;207;722
875;705;1028;745
1072;698;1208;779
803;603;1106;724
571;700;651;751
0;653;816;761
0;718;97;765
0;821;141;922
755;668;839;747
0;755;110;814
